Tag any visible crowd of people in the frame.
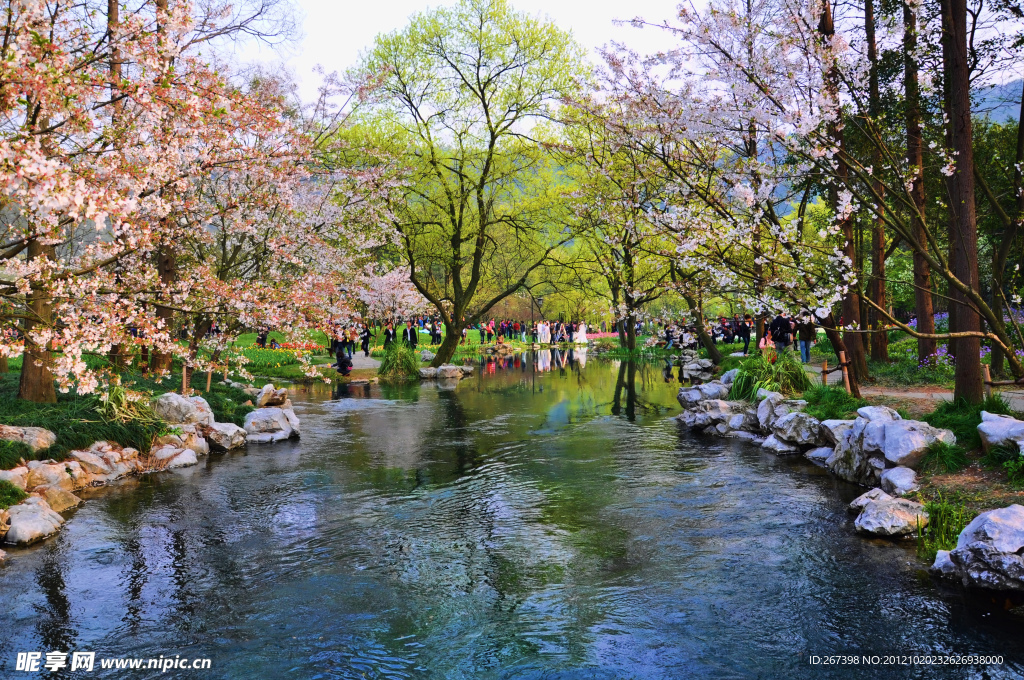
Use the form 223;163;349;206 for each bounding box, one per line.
656;312;819;362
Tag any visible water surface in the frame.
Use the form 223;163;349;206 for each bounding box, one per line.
2;353;1022;679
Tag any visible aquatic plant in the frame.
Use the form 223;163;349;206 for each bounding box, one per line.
728;349;811;400
378;343;420;381
916;494;973;563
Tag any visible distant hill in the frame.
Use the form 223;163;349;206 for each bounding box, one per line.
975;80;1022;123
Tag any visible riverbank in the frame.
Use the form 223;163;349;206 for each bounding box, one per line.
0;377;301;550
675;367;1024;596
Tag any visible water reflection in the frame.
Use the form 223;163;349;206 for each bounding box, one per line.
1;357;1023;679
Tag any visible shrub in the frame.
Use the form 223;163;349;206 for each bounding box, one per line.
916;494;973;563
0;439;33;470
378;343;419;381
922;395;1013;450
1005;455;1024;488
0;479;27;509
802;385;866;420
728;348;811;401
919;441;970;475
982;443;1019;469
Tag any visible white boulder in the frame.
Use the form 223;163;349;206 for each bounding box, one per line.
762;434;800;455
37;486;81;513
0;466;28;491
419;367;437;379
697;381;731;400
772;412;822;446
0;425;56;452
436;365;463;379
677;387;704;406
187;396;216;426
854;498;928;537
805;447;834;466
152;393;200;425
721;368;739;385
880;466;919;496
881;421;956;468
977;412;1024;453
849;488;892;512
819;420;855;446
3;497;65;545
243;407;297;443
256;385;288;408
948;505;1024;592
205;422;247;451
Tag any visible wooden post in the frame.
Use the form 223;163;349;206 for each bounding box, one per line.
839;350;851;394
206;368;213;393
181;363;188;395
982;364;992;400
822;359;828;387
223;360;229;381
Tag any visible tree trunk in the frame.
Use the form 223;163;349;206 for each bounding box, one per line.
625;313;637;351
431;320;463;366
684;293;723;363
942;0;984;403
866;0;888;362
820;0;868;385
151;244;177;373
19;240;57;403
905;0;937;364
821;313;862;398
106;0;124;370
988;85;1024;377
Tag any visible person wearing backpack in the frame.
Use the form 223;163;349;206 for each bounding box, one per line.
768;313;793;352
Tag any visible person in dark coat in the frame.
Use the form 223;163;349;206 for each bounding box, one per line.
332;347;353;376
402;320;418;347
360;324;372;357
383;322;396;348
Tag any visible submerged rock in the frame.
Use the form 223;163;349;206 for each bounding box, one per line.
854;498;927;537
804;446;834;466
436;365;463;379
948;505;1024;592
762;434;800;455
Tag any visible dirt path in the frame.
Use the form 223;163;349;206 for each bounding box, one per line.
801;361;1024;412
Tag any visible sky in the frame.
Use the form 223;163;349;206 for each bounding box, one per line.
238;0;684;100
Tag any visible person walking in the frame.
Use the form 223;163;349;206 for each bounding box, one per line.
360;324;372;357
384;321;396;348
796;315;816;363
738;314;752;355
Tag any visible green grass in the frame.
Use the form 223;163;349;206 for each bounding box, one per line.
919;441;970;475
1004;455;1024;488
0;439;34;469
802;385;867;420
921;395;1014;450
0;373;163;464
728;349;812;401
982;443;1020;469
0;479;27;509
916;493;973;563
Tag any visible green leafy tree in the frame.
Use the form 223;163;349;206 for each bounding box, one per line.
352;0;587;365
